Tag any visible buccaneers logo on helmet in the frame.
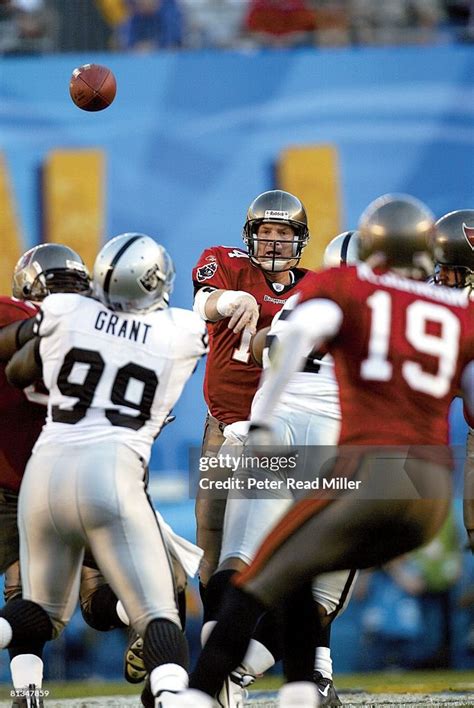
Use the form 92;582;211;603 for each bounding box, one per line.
462;223;474;251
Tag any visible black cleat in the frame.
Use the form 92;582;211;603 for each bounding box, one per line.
124;630;146;684
313;671;342;707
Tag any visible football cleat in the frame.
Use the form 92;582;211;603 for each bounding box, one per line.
313;671;342;707
230;669;255;689
124;630;146;684
216;675;246;708
11;685;44;708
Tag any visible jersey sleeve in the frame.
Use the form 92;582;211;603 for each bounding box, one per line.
0;299;37;328
192;247;233;291
34;293;82;338
170;308;209;359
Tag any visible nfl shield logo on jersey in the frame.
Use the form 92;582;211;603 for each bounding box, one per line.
196;262;218;282
462;223;474;250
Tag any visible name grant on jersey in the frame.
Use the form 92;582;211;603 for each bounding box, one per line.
94;309;152;344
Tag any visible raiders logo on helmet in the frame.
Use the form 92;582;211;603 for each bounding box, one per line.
139;263;162;293
197;262;218;282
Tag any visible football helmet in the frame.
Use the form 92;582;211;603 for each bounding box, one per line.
242;189;309;272
432;209;474;289
93;233;175;314
323;231;360;268
12;243;90;302
358;193;435;277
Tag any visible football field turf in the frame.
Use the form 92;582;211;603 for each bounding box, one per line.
1;670;474;706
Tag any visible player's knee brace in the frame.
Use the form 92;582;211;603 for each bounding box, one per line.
143;618;189;673
203;569;236;623
0;599;53;644
81;584;124;631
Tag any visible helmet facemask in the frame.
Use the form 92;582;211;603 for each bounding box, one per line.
244;219;309;272
434;263;474;290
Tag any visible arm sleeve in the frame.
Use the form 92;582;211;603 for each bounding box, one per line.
192;247;232;292
251;298;343;424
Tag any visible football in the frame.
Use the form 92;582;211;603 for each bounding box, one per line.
69;63;116;112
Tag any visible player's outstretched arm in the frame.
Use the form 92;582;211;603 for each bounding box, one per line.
5;337;41;388
194;287;259;333
251;299;342;427
0;317;35;361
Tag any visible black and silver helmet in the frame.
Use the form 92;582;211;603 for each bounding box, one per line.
242;189;309;272
323;231;360;268
12;243;90;302
358;193;435;277
93;233;175;314
432;209;474;289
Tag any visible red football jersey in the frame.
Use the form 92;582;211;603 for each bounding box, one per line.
296;265;474;447
0;297;45;493
193;246;310;424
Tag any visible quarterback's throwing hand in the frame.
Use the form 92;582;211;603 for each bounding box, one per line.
227;293;259;334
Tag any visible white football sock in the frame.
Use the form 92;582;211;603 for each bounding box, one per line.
314;646;332;679
10;654;43;689
241;638;275;675
150;663;188;695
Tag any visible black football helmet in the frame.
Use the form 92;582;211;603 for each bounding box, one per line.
432;210;474;289
242;190;309;272
358;193;435;278
12;244;90;302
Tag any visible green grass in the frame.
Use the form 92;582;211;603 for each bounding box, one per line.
1;670;474;699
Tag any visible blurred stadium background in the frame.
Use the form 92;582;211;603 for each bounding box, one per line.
1;0;474;696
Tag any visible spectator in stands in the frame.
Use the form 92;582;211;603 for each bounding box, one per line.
312;1;351;46
118;0;183;52
180;0;249;49
0;0;56;54
350;0;444;45
243;0;318;48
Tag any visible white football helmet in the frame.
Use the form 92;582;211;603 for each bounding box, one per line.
323;231;360;268
93;233;175;314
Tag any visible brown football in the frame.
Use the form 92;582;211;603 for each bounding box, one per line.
69;63;116;112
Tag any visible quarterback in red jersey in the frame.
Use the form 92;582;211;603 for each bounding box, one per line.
192;189;313;587
183;194;474;708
